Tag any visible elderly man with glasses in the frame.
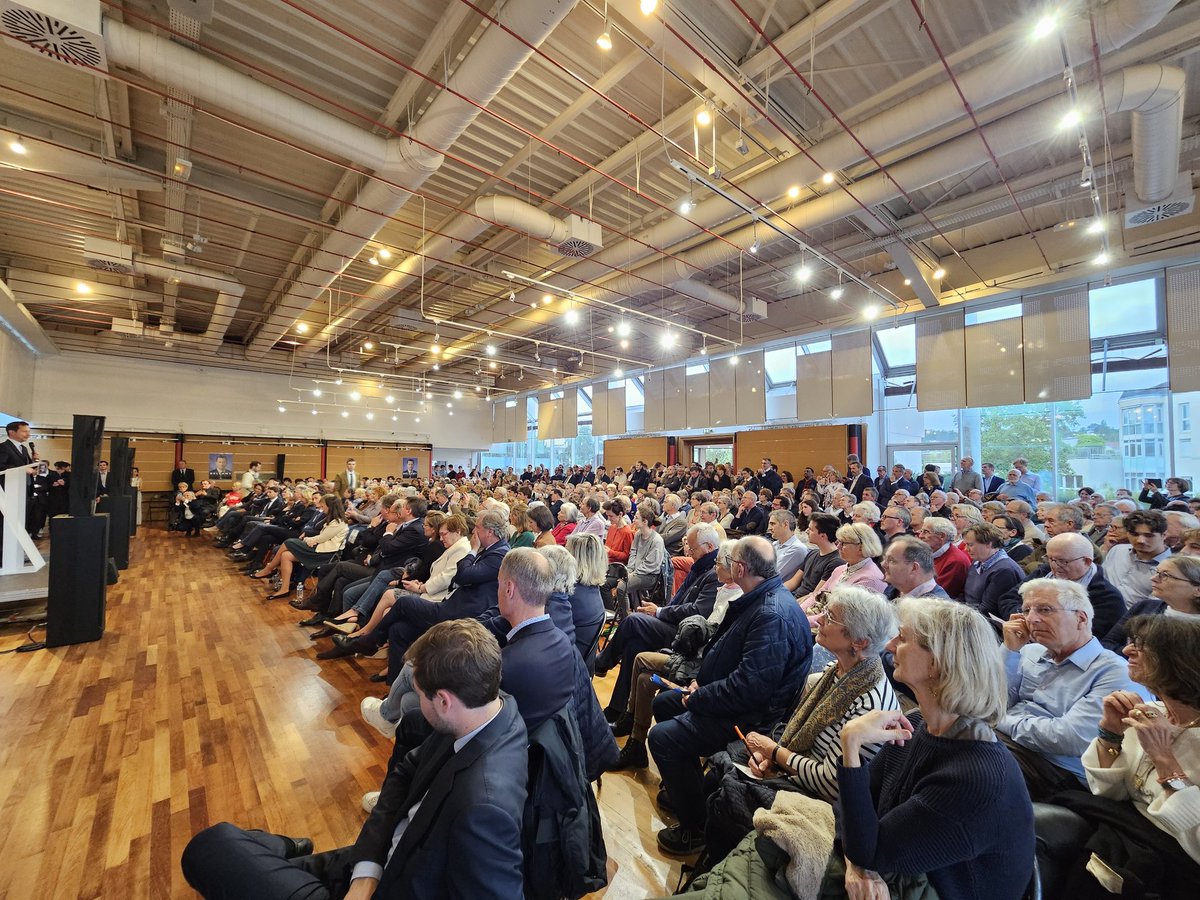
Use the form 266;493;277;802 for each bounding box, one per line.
994;532;1126;639
997;578;1148;801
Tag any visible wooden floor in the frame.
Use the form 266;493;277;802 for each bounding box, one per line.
0;530;683;899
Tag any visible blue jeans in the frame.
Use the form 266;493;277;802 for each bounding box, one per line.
342;567;398;617
648;692;741;831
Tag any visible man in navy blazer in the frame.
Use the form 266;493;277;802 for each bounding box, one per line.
181;619;528;900
490;547;575;731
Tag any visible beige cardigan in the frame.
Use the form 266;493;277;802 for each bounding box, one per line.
309;520;349;554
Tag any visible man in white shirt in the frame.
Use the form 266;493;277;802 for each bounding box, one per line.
239;460;261;491
766;509;808;582
1103;510;1172;608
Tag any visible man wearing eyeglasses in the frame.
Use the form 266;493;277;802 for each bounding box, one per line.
1102;510;1172;609
994;532;1125;638
997;578;1148;800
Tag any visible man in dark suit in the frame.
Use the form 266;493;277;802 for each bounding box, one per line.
96;459;111;496
181;619;528;899
170;460;196;491
843;460;871;502
0;422;36;554
981;462;1005;496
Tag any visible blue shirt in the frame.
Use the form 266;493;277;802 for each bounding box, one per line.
1000;637;1148;780
997;480;1038;504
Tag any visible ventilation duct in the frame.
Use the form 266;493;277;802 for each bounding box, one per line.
0;276;57;356
477;196;602;257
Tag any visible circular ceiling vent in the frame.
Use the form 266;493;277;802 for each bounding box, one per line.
556;237;600;258
1128;202;1191;226
1;8;104;69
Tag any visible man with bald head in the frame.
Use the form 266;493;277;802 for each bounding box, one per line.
995;532;1125;638
647;536;812;856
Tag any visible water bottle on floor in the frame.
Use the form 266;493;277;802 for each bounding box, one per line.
295;580;305;602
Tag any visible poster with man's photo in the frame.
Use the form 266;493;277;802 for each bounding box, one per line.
208;453;234;480
402;457;419;479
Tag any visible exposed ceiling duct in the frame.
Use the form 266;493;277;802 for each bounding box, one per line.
0;275;57;356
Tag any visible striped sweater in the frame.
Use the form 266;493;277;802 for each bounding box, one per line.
779;668;899;801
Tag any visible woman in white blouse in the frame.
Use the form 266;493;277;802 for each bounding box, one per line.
1069;614;1200;892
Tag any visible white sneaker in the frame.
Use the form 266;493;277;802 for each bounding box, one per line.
362;791;379;813
360;697;397;739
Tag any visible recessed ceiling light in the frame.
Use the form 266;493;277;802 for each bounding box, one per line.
377;248;391;260
620;338;630;349
821;172;835;185
786;185;801;200
9;140;27;155
297;323;309;333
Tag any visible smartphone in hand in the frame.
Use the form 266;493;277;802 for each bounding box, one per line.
650;673;683;692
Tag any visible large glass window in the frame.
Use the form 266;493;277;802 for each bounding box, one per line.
875;323;915;370
1090;279;1158;339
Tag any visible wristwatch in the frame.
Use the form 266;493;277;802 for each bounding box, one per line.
1158;773;1194;791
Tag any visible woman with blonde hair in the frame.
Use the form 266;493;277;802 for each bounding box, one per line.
565;532;608;670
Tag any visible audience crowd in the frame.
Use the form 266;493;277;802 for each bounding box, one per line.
176;454;1200;899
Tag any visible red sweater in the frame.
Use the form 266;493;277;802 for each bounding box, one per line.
933;543;971;600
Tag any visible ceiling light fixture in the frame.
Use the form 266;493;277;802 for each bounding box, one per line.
903;278;912;286
542;293;553;305
795;264;812;282
453;389;463;399
729;355;739;366
1032;12;1058;40
296;322;309;333
278;405;286;413
366;412;375;421
1086;220;1105;235
485;344;497;356
786;185;801;200
75;282;90;294
312;388;322;397
363;342;373;351
596;1;612;51
350;390;361;401
1094;251;1111;266
660;331;677;349
749;239;760;254
932;267;946;280
425;391;433;399
488;360;497;370
565;308;580;325
377;248;391;260
614;366;624;377
822;172;835;185
1059;108;1082;130
863;304;881;321
392;415;398;421
334;378;343;385
415;417;421;423
311;408;318;416
695;106;712;127
385;394;395;404
341;410;349;418
368;255;379;266
619;338;630;349
679;192;695;215
640;0;657;14
9;140;27;155
432;363;440;371
830;286;845;301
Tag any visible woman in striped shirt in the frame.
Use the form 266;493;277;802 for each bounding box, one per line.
702;585;901;864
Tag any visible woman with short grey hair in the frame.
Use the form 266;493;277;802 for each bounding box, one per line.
703;585;901;862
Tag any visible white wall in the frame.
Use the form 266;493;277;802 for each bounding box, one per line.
30;351;494;451
0;325;35;419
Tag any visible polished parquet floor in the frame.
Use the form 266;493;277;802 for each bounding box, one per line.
0;530;682;899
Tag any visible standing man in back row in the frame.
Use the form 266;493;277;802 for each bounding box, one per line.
950;457;983;495
333;458;359;498
239;460;261;491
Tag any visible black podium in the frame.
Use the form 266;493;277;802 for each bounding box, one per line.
46;514;109;647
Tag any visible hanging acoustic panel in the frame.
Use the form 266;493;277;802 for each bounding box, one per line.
491;401;507;444
735;350;766;425
709;357;736;426
606;382;627;435
966;318;1025;408
506;398;527;443
686;366;711;429
831;330;873;417
663;367;687;431
796;350;833;421
1022;288;1091;402
643;369;665;432
536;394;558;441
915;311;967;411
1167;263;1200;392
560;388;578;439
591;384;609;436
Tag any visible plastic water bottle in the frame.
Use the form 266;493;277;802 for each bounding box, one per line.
295;580;305;602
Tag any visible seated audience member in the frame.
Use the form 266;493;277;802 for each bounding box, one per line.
507;504;535;548
1163;509;1200;553
314;496;430;630
796;522;886;618
1102;553;1200;651
564;532;608;669
603;499;633;562
595;524;721;717
830;598;1033;900
783;512;843;597
992;514;1033;564
529;503;556;549
658;494;689;556
927;489;952;519
729;490;766;535
624;502;666;603
878;505;911;548
573;495;606;540
1004;499;1044;546
766;509;807;583
702;586;900;863
551;501;579;545
1103;509;1171;608
1058;615;1200;898
962;521;1026;618
880;535;951;601
317;514;470;659
326;508;511;682
1022;503;1100;574
251;494;348;600
1088;503;1117;546
915;517;969;600
1185;526;1200;554
994;532;1126;637
181;619;528;900
648;536;813;855
998;578;1148;800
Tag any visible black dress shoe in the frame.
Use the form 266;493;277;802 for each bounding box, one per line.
282;836;314;859
228;552;250;562
316;643;355;660
369;671;389;683
309;627;337;640
610;712;634;738
602;705;622;724
298;614;328;627
656;788;674;814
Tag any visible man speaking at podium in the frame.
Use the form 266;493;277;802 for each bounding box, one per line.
1;420;38;561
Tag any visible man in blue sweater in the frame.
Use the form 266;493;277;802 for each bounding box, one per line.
648;536;813;855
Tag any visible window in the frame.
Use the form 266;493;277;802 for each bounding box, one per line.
1181;402;1191;432
875;323;915;370
764;346;797;387
1090;278;1158;339
966;303;1020;326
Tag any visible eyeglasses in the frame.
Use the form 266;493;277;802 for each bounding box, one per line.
821;609;845;628
881;514;902;521
1046;555;1089;567
835;539;860;546
1151;569;1191;584
1021;604;1070;617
